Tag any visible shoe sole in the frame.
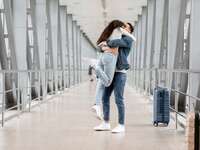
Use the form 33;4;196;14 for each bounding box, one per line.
91;109;96;113
96;115;102;120
111;131;125;134
94;129;111;131
91;107;97;112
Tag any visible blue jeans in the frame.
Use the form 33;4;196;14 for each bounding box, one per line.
95;52;118;105
102;72;127;125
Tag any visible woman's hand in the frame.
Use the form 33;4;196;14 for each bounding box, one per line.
98;41;107;47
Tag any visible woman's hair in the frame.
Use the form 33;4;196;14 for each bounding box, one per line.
97;20;125;45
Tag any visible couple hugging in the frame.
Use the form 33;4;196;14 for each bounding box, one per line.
92;20;136;133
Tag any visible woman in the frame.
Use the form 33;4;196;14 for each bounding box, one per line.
92;20;135;120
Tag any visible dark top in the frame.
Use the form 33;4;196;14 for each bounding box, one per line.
107;35;134;70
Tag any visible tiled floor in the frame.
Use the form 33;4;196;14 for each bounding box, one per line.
0;82;186;150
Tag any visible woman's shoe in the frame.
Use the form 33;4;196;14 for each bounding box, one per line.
94;121;111;131
91;105;102;120
91;105;97;112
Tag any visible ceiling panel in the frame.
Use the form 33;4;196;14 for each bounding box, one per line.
60;0;147;45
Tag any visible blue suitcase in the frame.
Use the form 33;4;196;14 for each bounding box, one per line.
153;87;170;126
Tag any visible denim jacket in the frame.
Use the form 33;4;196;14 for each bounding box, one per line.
107;35;133;70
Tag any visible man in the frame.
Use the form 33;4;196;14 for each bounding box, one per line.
94;23;135;133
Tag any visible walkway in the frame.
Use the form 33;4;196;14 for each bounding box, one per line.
0;82;186;150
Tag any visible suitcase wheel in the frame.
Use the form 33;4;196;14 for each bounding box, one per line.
164;122;169;126
153;122;158;127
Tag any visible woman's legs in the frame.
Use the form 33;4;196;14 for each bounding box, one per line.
94;80;114;131
93;79;104;119
95;53;117;87
93;53;116;120
95;79;104;105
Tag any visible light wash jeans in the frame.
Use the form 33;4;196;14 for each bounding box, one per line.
95;79;104;105
95;52;118;105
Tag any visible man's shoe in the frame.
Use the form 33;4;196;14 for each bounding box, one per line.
111;124;125;133
94;122;111;131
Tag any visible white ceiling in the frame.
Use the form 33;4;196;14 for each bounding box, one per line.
60;0;147;45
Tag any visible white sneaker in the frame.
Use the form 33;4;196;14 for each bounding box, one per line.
94;122;111;131
91;105;97;112
111;124;125;133
91;105;102;120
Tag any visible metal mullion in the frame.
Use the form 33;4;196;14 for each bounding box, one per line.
149;0;156;92
57;5;63;90
72;20;76;85
76;25;79;84
79;30;82;82
46;0;54;92
3;0;17;70
66;14;71;88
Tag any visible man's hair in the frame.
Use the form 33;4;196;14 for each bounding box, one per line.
127;22;134;33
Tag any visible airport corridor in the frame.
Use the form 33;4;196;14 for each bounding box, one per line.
0;81;186;150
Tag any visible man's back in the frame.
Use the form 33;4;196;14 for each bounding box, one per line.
107;35;134;70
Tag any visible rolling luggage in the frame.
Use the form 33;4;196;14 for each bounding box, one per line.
153;87;170;126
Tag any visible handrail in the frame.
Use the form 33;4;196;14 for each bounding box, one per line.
0;69;88;127
0;68;89;73
129;68;200;129
130;68;200;74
